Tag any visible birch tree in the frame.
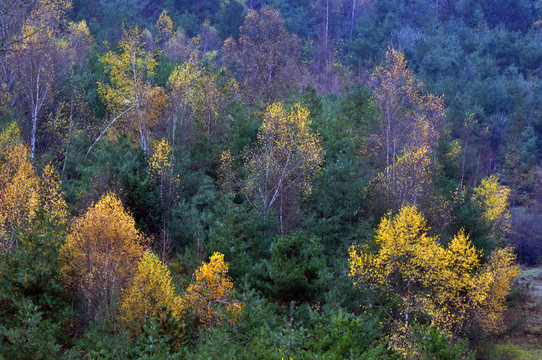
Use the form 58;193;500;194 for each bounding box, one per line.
221;6;301;103
91;26;164;156
349;205;518;355
60;193;145;316
242;102;324;231
10;24;55;160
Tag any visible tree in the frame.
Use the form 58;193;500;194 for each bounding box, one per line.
240;102;324;231
180;252;240;328
56;20;93;173
266;233;327;303
0;211;71;360
9;0;71;160
38;164;67;226
167;59;237;147
199;19;219;54
119;251;180;334
60;193;145;317
0;121;22;158
163;28;201;62
370;48;445;189
473;174;511;246
10;25;55;160
155;9;174;46
370;145;432;211
149;138;173;200
91;25;164;156
0;0;69;54
0;123;67;250
148;138;178;262
348;205;518;354
221;6;301;103
0;0;34;54
0;143;39;250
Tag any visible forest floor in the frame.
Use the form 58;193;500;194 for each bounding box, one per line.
495;266;542;359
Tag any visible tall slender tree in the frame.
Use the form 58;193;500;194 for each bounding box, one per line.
91;26;164;156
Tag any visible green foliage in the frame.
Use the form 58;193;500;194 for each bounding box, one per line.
65;134;164;235
2;0;537;357
410;325;475;360
266;233;328;303
207;194;269;283
62;319;133;360
0;299;62;360
0;211;71;359
216;0;246;39
129;308;187;359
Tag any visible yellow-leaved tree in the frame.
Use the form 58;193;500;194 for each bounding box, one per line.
0;123;67;250
149;138;173;198
349;205;518;355
39;164;68;225
370;145;432;211
148;138;178;262
370;48;444;166
180;252;241;328
60;193;145;316
119;251;180;334
368;48;445;213
0;143;39;250
89;26;165;156
238;102;324;231
167;59;237;147
473;174;511;243
155;9;174;46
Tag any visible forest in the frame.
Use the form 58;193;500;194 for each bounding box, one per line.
0;0;541;359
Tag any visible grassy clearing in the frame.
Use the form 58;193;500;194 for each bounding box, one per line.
492;266;542;359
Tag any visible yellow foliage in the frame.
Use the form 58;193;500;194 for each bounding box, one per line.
155;9;174;44
0;144;39;250
475;247;518;333
167;60;236;136
61;20;93;66
372;145;432;210
60;193;145;314
0;123;68;250
218;149;235;192
181;252;241;328
371;48;444;153
39;164;67;226
149;138;173;178
120;251;180;334
474;175;511;237
0;122;22;159
98;26;163;152
244;102;324;226
349;205;518;346
30;0;71;29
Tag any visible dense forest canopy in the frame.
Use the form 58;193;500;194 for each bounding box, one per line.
1;0;541;359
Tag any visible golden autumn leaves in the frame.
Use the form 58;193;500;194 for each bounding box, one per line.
0;123;240;335
368;48;446;213
348;205;518;356
221;102;324;232
0;123;67;250
60;193;240;334
347;47;518;356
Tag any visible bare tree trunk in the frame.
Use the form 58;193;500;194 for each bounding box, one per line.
325;0;329;90
350;0;357;41
30;108;37;161
62;93;74;175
